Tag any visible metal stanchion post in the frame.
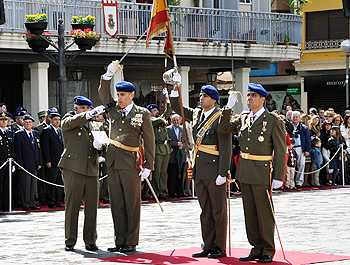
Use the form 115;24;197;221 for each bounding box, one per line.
341;144;345;186
191;179;195;198
8;158;12;212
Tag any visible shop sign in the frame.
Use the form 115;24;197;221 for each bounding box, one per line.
286;87;301;95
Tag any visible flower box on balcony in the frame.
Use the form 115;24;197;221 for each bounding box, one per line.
74;38;98;51
26;39;49;52
71;23;95;31
24;22;48;35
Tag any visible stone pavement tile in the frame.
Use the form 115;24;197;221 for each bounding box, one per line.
0;187;349;264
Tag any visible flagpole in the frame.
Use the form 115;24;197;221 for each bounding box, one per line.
163;0;191;167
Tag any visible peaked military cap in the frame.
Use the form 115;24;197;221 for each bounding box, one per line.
37;110;46;118
115;81;136;92
248;83;268;97
201;85;219;101
74;96;93;107
0;111;9;120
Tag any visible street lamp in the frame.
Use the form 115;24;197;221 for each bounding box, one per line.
206;72;217;84
341;39;350;109
71;69;83;82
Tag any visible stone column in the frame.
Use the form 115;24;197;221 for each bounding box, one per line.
110;64;124;101
29;62;49;125
300;77;307;112
234;67;251;114
179;66;190;106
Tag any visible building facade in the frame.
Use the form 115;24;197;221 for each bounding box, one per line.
0;0;302;122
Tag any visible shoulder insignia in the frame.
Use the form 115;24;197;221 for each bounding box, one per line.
269;111;281;120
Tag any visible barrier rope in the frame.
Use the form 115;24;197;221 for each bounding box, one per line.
12;160;109;188
0;159;8;170
294;146;342;175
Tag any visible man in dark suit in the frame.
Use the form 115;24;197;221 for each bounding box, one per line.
0;111;14;212
170;85;232;259
58;96;105;252
219;83;287;263
41;112;64;208
99;62;155;254
167;114;186;198
14;114;43;211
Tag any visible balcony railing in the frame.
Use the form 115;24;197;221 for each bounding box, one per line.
0;0;302;44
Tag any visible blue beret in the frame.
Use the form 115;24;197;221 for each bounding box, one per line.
201;85;219;101
15;111;26;117
248;83;268;97
74;96;92;107
23;114;35;122
17;106;27;112
47;108;56;115
147;104;159;111
5;111;13;119
49;112;62;118
115;81;136;92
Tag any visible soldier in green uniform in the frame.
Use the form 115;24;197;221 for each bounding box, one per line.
218;83;286;263
170;84;231;259
147;92;172;199
58;96;105;252
99;62;155;253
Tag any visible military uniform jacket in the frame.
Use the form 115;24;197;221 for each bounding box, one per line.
151;103;172;156
219;109;286;185
0;129;14;165
170;97;231;180
58;112;101;177
14;129;42;173
41;125;64;167
98;78;155;171
34;122;48;136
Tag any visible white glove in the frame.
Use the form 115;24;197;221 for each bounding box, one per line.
98;156;105;163
271;179;283;189
86;105;105;119
93;139;103;150
12;166;15;172
103;61;119;80
226;91;237;109
215;175;226;186
163;88;170;103
139;168;151;181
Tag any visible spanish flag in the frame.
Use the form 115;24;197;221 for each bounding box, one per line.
145;0;170;47
163;27;173;59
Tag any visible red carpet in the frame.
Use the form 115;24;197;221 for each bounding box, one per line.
99;247;350;265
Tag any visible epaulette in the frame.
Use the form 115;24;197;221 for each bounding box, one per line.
269;111;282;120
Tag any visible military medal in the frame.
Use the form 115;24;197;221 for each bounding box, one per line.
258;121;267;142
131;114;143;127
78;132;81;136
262;121;267;131
258;135;265;142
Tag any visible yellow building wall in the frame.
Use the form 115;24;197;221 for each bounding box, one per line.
300;0;346;63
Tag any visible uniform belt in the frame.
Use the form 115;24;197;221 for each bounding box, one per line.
157;140;168;145
241;152;272;161
197;144;219;156
110;138;139;152
294;145;301;148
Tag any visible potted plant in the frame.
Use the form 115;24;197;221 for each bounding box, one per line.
23;31;51;52
24;13;48;35
71;15;96;31
284;33;291;44
71;28;99;51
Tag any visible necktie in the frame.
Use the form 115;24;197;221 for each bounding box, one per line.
57;129;63;143
199;113;205;124
250;114;256;123
29;132;35;149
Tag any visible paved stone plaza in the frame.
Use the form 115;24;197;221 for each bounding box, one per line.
1;187;350;264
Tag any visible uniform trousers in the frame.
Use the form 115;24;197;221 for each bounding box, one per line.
62;169;99;246
19;170;37;209
108;166;141;246
241;183;275;257
152;154;170;197
195;178;227;251
294;146;305;186
167;162;185;198
0;169;9;211
45;166;63;206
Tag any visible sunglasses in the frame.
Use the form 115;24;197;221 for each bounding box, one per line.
324;115;331;117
